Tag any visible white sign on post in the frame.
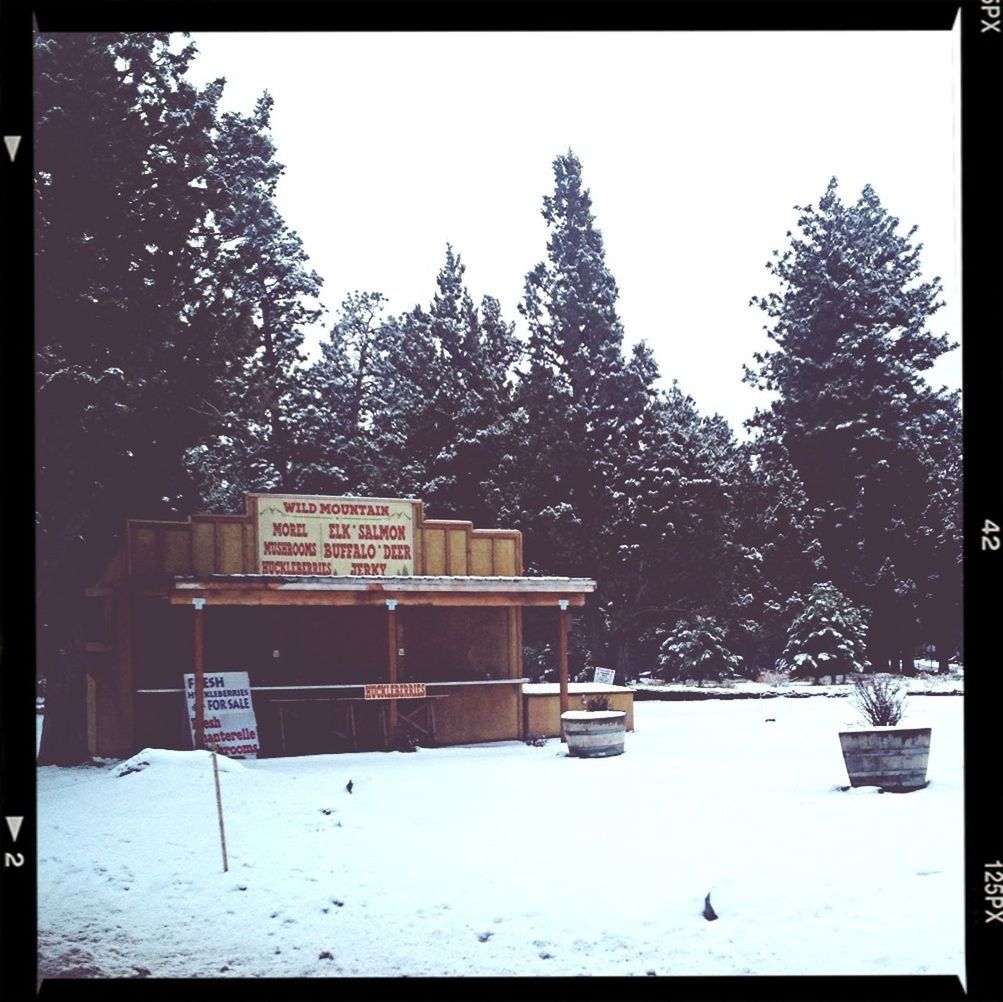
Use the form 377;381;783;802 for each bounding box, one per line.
593;667;616;686
184;671;260;759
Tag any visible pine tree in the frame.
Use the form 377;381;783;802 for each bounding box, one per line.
460;293;523;526
658;616;743;686
514;151;653;668
777;582;870;681
605;381;758;679
911;395;963;672
363;247;521;523
35;33;227;763
737;439;828;675
745;178;958;671
186;93;324;509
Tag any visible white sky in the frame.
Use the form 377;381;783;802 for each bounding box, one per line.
183;28;962;437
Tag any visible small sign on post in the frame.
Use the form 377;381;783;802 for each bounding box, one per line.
183;671;260;758
364;682;427;700
593;667;616;686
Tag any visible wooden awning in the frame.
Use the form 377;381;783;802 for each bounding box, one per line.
166;574;596;607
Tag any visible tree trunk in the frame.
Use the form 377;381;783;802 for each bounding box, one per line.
36;636;90;766
936;638;949;674
613;634;631;687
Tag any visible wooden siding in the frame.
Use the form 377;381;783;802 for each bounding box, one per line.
122;501;523;580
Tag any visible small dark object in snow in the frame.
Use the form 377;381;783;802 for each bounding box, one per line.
219;966;230;972
525;735;547;747
115;760;150;777
703;892;718;921
538;951;553;960
764;718;776;723
319;951;333;960
646;970;657;976
133;967;151;978
332;899;344;907
321;808;332;815
478;931;493;942
346;780;353;794
237;885;247;891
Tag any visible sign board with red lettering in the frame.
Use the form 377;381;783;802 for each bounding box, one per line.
252;494;416;577
364;682;427;700
184;671;260;758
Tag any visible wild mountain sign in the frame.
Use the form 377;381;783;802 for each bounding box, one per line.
252;494;416;577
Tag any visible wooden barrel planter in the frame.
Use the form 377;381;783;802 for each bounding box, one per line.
561;710;626;758
838;727;931;792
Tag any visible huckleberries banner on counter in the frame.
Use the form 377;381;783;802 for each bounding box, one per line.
252;494;416;577
184;672;260;758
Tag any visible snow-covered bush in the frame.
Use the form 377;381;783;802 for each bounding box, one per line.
777;582;869;680
851;673;907;727
657;615;743;685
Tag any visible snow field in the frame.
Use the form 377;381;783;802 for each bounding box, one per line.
37;696;963;980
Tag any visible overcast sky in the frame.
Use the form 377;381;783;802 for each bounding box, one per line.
184;28;961;437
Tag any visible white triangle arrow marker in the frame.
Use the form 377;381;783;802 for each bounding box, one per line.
5;816;24;842
4;136;22;162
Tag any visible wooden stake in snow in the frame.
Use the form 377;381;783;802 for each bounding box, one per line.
211;750;229;873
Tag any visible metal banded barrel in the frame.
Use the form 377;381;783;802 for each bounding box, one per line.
561;710;626;758
838;727;931;791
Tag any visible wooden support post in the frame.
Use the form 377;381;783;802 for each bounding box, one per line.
193;598;206;750
387;599;398;748
558;599;570;742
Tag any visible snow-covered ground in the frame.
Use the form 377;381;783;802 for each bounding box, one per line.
37;696;963;980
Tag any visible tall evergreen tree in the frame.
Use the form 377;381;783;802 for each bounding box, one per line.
911;395;963;671
35;33;228;763
745;178;959;671
186;93;324;510
292;291;398;496
605;381;758;678
514;151;654;668
736;439;828;674
364;247;521;523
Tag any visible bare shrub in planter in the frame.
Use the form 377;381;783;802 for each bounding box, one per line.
851;673;907;727
839;673;930;791
562;693;626;757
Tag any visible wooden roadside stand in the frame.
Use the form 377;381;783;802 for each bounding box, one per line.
83;493;596;757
